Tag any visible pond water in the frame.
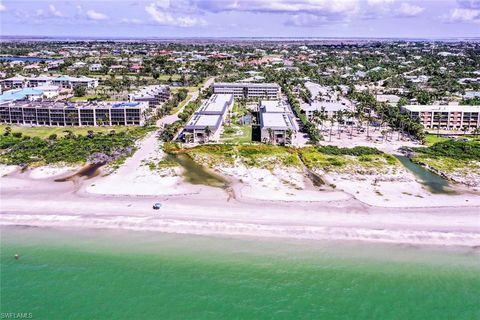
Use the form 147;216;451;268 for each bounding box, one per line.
395;155;454;194
54;162;104;182
166;153;228;189
0;56;55;63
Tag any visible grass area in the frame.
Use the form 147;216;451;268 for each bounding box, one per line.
299;147;399;173
411;139;480;175
163;143;398;173
169;93;192;115
164;143;301;169
220;125;252;144
0;125;133;139
424;134;450;146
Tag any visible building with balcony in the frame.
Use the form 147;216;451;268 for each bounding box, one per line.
0;101;148;126
213;82;281;99
401;105;480;131
183;94;234;143
128;85;171;108
259;100;297;144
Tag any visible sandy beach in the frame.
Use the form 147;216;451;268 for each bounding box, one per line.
1;159;479;248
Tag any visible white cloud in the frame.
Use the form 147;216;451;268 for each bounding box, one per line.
34;4;64;18
0;2;6;12
121;18;142;24
145;2;206;27
86;9;108;21
396;2;424;17
443;7;480;22
194;0;359;15
367;0;395;5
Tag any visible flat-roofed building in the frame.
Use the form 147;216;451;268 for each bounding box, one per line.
0;101;148;126
52;75;98;89
1;75;28;90
27;75;53;88
259;100;296;145
182;93;234;143
213;82;280;99
128;85;171;107
401;105;480;131
376;94;401;105
300;101;350;120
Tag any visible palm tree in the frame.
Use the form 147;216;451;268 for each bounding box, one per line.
286;128;293;145
267;127;274;144
204;126;212;143
336;110;344;139
329;116;335;142
434;112;444;137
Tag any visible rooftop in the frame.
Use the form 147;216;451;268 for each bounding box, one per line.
300;101;349;112
197;94;233;115
185;114;222;130
3;100;147;110
402;105;480;112
214;82;280;88
260;100;291;113
260;112;294;130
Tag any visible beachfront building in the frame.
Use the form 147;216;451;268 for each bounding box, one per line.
401;105;480;131
213;82;281;99
0;101;148;126
183;94;234;143
128;85;171;108
259;100;297;145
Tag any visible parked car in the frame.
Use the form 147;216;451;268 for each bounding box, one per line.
152;203;162;210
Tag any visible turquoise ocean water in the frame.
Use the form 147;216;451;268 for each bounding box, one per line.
1;226;479;319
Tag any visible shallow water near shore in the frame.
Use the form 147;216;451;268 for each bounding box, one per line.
1;226;479;319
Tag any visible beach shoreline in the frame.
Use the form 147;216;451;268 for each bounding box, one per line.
1;163;480;249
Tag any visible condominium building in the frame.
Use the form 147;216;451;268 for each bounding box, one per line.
213;82;281;99
128;85;171;107
1;75;98;90
401;105;480;131
183;94;234;143
0;101;148;126
259;100;297;144
51;75;98;89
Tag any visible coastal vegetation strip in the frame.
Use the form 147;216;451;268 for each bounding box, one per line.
409;139;480;186
0;125;154;165
163;142;398;173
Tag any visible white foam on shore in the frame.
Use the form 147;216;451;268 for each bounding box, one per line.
2;213;479;248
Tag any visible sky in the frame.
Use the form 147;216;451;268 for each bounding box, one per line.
0;0;479;38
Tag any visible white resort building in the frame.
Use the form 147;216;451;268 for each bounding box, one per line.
259;100;297;145
1;75;98;90
128;85;171;108
213;82;281;99
401;105;480;131
0;101;148;126
183;94;234;143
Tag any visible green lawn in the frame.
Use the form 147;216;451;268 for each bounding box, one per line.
220;125;252;144
424;134;450;146
0;125;132;139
